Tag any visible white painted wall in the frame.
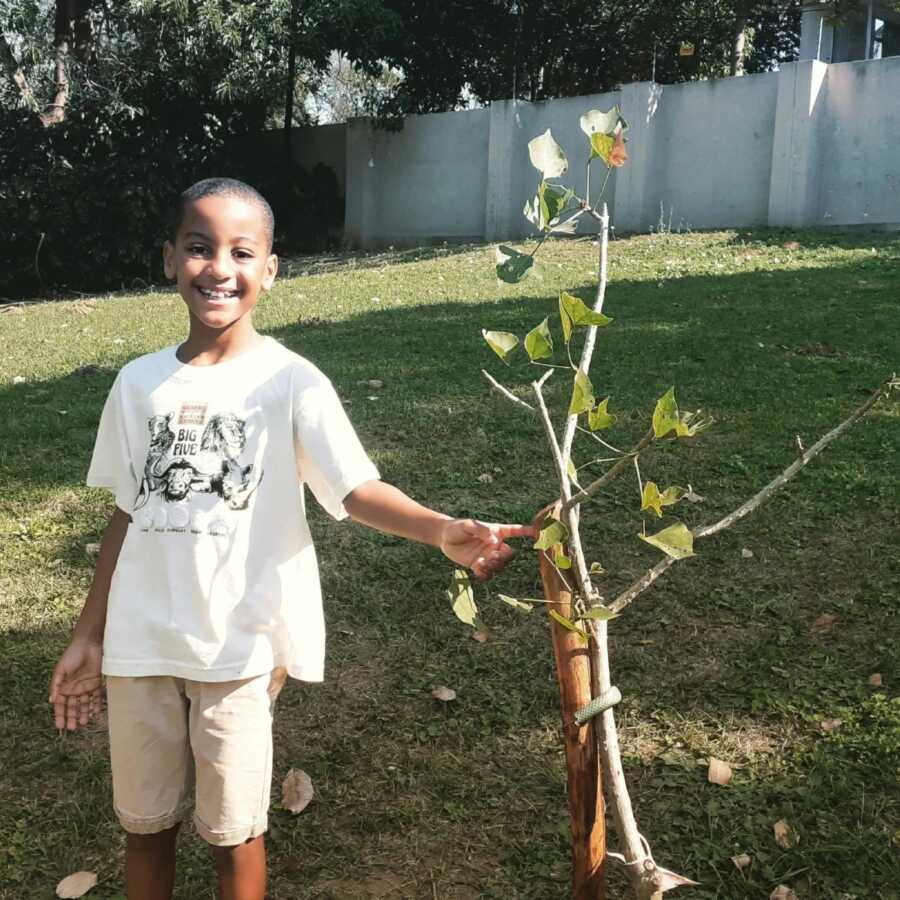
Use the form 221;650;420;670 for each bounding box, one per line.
283;57;900;248
816;57;900;225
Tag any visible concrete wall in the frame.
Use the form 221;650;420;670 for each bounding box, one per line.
816;57;900;225
278;57;900;248
634;73;779;231
287;123;347;195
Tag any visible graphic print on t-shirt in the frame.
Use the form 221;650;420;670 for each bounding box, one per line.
134;403;263;513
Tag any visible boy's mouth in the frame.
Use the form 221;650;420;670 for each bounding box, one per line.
197;287;240;302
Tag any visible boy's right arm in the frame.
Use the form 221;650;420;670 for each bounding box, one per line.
49;506;131;731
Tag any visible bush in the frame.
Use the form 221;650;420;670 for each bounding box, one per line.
0;95;342;299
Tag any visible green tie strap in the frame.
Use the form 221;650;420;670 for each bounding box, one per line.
574;686;622;726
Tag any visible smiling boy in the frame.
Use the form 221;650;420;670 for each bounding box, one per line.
48;178;532;900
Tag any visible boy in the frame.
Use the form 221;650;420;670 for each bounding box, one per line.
48;178;532;900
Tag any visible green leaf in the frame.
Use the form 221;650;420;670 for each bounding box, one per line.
568;368;595;416
524;317;554;361
528;128;568;179
495;245;535;284
588;396;617;431
589;132;616;163
549;609;588;643
559;294;573;343
524;181;574;232
481;329;519;365
579;107;628;138
560;291;614;328
498;594;535;613
589;561;606;575
534;516;568;550
652;386;680;438
580;605;619;621
553;543;572;569
447;569;478;626
640;482;686;518
566;458;583;489
639;522;695;560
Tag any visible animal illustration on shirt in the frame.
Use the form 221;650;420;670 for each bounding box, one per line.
134;414;176;510
199;413;263;510
135;409;263;512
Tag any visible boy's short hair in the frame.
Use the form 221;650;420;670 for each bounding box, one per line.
170;178;275;251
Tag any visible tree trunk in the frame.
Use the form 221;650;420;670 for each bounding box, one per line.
284;0;300;161
0;33;39;111
534;506;606;899
730;8;748;76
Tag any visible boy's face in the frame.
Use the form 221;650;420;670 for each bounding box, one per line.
163;195;277;333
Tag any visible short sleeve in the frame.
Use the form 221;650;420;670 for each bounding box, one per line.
86;373;139;514
293;377;379;520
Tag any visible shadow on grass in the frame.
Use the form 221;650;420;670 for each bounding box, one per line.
1;254;898;898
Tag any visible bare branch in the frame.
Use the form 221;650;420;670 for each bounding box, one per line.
695;377;895;539
532;376;594;600
563;428;655;512
560;204;610;466
482;369;535;414
607;376;896;614
0;32;39;112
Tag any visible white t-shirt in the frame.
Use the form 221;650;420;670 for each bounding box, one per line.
86;336;379;682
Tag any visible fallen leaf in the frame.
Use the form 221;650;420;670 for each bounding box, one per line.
731;853;752;870
782;241;801;250
71;301;95;315
367;395;379;401
812;612;837;632
431;685;457;702
85;543;101;558
56;871;98;898
471;629;490;643
281;768;314;814
683;485;705;503
335;625;355;636
2;305;25;314
477;473;494;483
773;819;798;849
819;718;843;734
770;886;797;900
868;673;883;687
741;547;754;559
707;757;733;785
13;375;26;384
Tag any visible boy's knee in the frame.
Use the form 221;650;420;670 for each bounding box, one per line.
126;823;181;848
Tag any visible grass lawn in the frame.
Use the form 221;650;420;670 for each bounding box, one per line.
0;228;898;900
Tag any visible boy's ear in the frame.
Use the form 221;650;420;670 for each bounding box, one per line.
163;241;176;280
262;253;278;290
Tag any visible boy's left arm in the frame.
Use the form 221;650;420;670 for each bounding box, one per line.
344;480;533;580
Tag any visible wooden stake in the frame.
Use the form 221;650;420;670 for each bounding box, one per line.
535;508;606;899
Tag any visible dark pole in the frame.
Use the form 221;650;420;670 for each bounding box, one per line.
284;0;300;163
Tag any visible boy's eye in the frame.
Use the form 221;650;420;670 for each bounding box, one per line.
234;250;254;260
187;244;209;255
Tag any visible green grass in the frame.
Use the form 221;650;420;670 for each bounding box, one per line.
1;229;898;900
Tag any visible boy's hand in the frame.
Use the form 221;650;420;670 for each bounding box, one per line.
439;519;534;580
49;639;103;732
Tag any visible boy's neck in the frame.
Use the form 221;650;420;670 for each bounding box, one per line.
177;317;263;367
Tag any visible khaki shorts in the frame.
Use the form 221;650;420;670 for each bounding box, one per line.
106;668;287;847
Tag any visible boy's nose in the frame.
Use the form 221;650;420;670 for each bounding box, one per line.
206;253;234;279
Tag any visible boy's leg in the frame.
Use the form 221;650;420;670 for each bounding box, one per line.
125;824;180;900
187;668;286;900
106;676;193;900
210;835;266;900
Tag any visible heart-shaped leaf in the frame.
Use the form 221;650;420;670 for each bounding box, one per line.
568;368;595;416
639;522;695;559
579;107;628;138
641;482;687;517
534;516;568;550
549;609;588;643
447;569;477;626
580;605;618;621
498;594;535;613
524;317;553;361
56;872;98;899
528;129;568;178
588;396;617;431
560;291;614;329
482;329;519;365
495;245;535;284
